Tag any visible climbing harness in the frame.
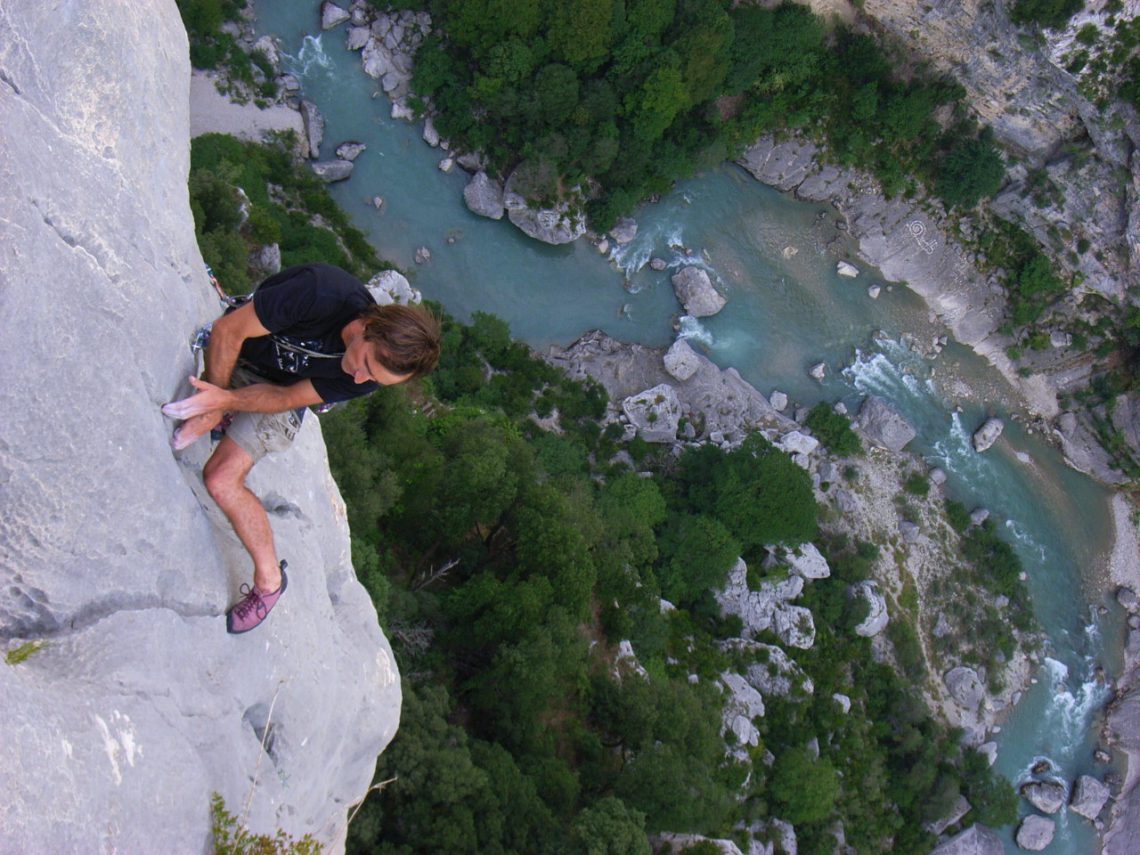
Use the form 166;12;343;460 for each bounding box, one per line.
194;265;341;416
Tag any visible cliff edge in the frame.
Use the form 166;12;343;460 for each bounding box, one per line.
0;3;399;850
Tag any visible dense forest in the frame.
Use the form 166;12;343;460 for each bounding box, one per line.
397;0;1005;227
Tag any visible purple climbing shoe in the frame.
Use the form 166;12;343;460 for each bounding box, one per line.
226;561;288;634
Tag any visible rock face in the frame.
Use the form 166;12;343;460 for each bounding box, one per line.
1069;774;1110;821
463;171;505;220
0;5;399;850
671;266;727;317
1015;814;1055;851
716;559;817;650
945;667;985;710
851;581;889;637
503;166;586;245
367;269;422;306
856;396;917;452
311;159;354;182
663;338;702;382
622;384;683;443
299;100;324;158
928;823;1004;855
547;331;796;443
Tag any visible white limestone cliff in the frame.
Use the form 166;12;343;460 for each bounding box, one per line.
0;3;399;850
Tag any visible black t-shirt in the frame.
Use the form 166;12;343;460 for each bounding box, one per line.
238;263;378;404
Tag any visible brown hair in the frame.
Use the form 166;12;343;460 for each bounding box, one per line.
360;303;442;379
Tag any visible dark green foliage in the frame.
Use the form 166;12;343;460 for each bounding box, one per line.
769;746;840;825
804;402;861;457
961;748;1019;826
1010;0;1083;29
414;0;971;228
657;513;740;604
936;128;1006;209
189;134;385;289
944;499;971;533
904;473;930;497
887;618;926;679
979;217;1068;326
570;797;652;855
675;433;818;552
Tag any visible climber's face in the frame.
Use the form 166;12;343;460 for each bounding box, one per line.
342;322;411;386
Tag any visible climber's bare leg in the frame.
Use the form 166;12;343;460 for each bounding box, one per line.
202;436;282;593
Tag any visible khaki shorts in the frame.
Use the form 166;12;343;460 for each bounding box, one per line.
223;366;305;463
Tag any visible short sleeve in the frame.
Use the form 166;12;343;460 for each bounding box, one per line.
312;374;378;404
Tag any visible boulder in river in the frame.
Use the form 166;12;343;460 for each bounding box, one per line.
1020;780;1065;814
310;159;354;182
856;396;917;452
299;99;324;158
1015;814;1055;851
973;418;1004;452
671;266;726;317
463;171;505;220
837;260;859;277
335;141;366;161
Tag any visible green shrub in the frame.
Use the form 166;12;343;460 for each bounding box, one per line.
903;473;930;497
805;403;862;457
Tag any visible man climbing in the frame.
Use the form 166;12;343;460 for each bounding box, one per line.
162;262;441;634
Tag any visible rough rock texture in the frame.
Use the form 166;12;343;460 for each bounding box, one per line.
721;640;813;698
1020;780;1066;815
856;396;917;452
1070;774;1110;821
721;672;765;755
311;159;354;182
335;141;366;161
851;581;889;637
716;559;817;649
359;9;430;102
785;544;830;580
1106;680;1140;855
972;418;1005;453
547;331;797;442
671;266;726;317
622;383;683;443
366;269;422;306
945;667;985;710
299;99;324;159
503;167;587;245
463;171;504;220
321;1;351;30
1015;814;1055;851
663;338;702;382
929;824;1004;855
610;217;638;244
0;4;399;849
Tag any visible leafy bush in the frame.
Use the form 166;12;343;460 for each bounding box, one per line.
936;128;1005;209
804;403;861;456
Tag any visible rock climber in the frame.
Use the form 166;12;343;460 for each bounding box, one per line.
162;262;441;633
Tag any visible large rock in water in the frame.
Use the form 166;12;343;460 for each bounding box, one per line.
671;266;726;317
1015;814;1055;851
0;4;399;850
